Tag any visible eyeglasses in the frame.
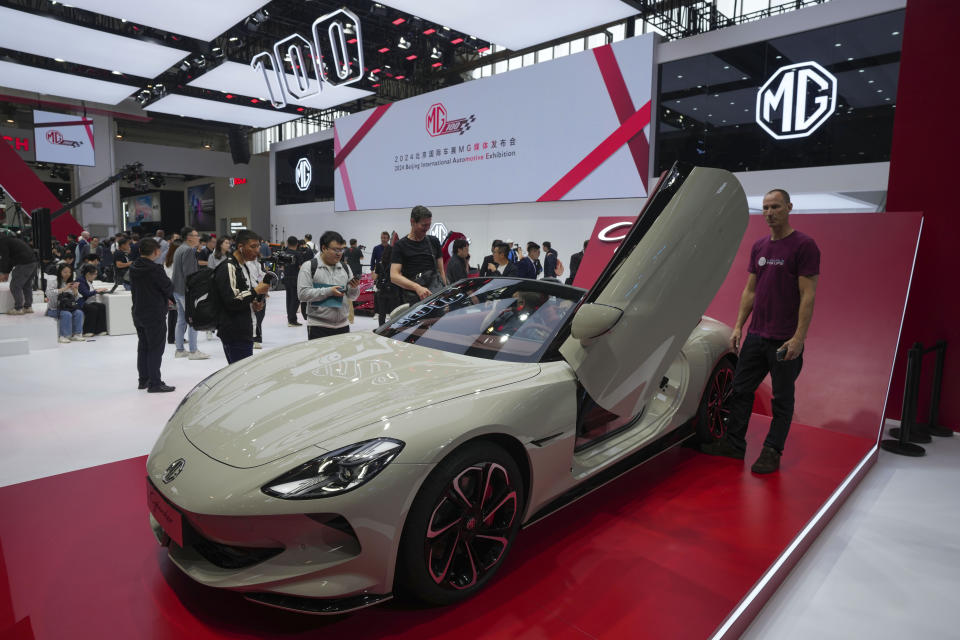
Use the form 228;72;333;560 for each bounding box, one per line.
326;247;346;254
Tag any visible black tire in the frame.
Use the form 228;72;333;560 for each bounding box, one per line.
693;358;736;444
395;441;525;606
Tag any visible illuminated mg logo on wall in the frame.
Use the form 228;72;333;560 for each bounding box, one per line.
295;157;312;191
756;61;837;140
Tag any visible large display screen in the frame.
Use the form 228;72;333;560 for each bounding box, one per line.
33;109;95;166
275;139;334;205
655;10;904;173
334;34;655;211
187;183;215;230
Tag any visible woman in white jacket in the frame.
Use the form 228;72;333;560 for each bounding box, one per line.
45;263;85;343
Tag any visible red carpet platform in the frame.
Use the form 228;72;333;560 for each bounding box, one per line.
0;420;874;640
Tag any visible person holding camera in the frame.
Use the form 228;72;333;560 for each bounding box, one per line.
391;205;447;304
298;231;359;340
215;230;271;364
0;234;37;314
45;263;85;343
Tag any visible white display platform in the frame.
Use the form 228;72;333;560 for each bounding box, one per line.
100;290;134;336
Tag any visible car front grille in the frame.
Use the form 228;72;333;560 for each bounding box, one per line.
183;521;283;570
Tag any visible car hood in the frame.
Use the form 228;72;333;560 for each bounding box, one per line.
181;332;540;468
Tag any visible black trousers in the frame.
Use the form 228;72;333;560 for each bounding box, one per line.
135;320;166;387
255;303;265;343
221;339;253;364
167;308;177;343
284;280;299;323
724;333;803;454
307;325;350;340
81;301;107;335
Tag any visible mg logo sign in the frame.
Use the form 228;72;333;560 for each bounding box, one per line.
424;102;475;136
426;103;447;137
295;157;312;191
756;61;837;140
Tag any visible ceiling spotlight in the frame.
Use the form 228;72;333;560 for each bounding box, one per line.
430;47;441;59
245;9;269;32
398;37;411;50
229;36;239;42
367;71;379;82
193;56;206;69
179;60;191;72
5;118;14;124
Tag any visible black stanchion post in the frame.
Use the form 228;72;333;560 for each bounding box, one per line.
882;343;926;457
889;341;932;444
917;341;953;437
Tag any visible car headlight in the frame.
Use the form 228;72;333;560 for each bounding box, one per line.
262;438;405;500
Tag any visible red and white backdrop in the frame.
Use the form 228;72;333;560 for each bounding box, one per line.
333;34;654;211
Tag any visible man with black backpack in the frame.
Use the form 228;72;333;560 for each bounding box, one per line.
298;230;359;340
214;229;271;364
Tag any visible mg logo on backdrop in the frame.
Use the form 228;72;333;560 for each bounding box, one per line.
425;102;475;136
295;157;312;191
426;103;447;136
756;61;837;140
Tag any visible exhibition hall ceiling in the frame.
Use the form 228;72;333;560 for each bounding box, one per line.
377;0;637;51
0;0;524;128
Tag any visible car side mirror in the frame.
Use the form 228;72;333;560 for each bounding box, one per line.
384;303;410;325
570;303;623;346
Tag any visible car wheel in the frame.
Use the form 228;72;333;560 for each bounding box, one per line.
396;441;525;606
694;358;735;443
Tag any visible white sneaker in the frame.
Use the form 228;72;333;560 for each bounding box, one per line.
254;342;263;349
175;350;188;358
58;336;71;344
188;351;210;360
96;331;108;336
70;335;84;341
82;332;95;337
23;307;34;314
7;308;24;315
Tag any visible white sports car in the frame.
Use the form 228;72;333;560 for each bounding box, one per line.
146;163;748;613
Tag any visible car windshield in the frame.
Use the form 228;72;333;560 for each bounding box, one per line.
375;278;583;362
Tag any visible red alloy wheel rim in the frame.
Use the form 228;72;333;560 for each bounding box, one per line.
424;462;518;590
707;367;734;440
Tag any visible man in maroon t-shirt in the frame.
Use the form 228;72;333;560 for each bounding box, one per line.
701;188;820;473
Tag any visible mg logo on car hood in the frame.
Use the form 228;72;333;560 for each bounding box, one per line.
756;61;837;140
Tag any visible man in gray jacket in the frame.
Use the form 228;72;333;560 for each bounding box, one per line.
298;230;359;340
171;226;209;359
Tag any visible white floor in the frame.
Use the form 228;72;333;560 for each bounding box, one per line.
0;308;957;638
0;306;380;487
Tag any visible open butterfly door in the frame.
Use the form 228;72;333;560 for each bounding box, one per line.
560;164;748;418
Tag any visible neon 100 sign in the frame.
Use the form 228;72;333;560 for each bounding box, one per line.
252;8;365;109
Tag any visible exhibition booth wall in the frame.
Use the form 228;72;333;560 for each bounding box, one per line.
115;140;270;238
884;0;960;432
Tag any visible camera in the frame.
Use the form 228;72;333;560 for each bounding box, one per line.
273;249;297;266
357;244;367;251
